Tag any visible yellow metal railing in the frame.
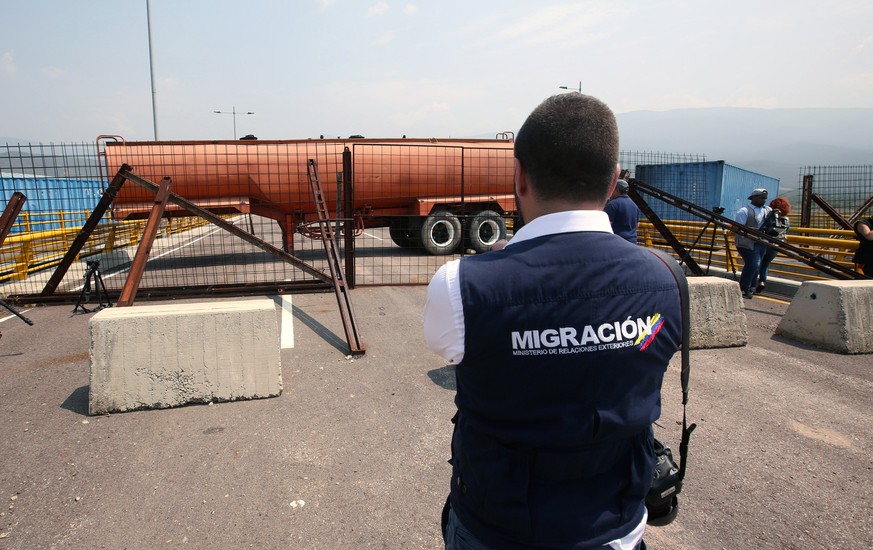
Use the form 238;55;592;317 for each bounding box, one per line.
11;209;94;233
2;209;863;287
638;219;862;283
1;212;213;283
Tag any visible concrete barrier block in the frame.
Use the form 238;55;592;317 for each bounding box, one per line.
89;299;282;415
688;276;748;349
776;280;873;354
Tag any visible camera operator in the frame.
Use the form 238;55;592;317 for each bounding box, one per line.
424;93;683;549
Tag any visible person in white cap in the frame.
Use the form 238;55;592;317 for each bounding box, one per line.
734;189;771;299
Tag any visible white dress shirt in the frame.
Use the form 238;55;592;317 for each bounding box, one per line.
423;210;614;364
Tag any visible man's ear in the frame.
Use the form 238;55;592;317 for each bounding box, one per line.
514;159;528;198
606;164;620;198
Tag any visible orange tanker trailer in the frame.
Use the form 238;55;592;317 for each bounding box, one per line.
102;136;517;255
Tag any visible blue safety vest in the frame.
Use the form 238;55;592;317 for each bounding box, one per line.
604;195;639;243
450;231;682;549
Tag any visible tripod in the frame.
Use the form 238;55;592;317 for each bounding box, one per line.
74;260;112;314
680;207;737;278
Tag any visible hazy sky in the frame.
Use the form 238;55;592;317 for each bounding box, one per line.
2;0;872;142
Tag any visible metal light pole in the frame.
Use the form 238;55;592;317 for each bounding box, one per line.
559;81;582;93
146;0;159;140
213;107;254;139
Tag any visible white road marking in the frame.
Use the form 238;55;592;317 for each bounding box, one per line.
59;226;225;292
280;295;295;349
1;308;33;323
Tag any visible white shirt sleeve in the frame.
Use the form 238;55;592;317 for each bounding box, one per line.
423;259;465;364
735;207;749;225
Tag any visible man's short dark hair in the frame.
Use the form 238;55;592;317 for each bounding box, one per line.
514;94;619;203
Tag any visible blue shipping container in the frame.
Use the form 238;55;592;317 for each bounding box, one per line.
634;161;779;222
1;177;103;233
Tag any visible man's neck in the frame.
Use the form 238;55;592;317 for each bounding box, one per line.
523;199;607;224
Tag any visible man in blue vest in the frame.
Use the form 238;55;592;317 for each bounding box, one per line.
424;94;683;549
604;179;640;243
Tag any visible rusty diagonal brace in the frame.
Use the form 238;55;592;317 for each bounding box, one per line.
119;167;336;284
0;192;27;247
128;164;364;354
0;192;35;326
810;194;854;231
42;164;335;300
811;192;873;230
628;178;868;280
42;170;128;296
848;195;873;225
626;185;705;275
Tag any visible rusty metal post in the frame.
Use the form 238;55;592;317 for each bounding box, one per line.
343;147;355;289
801;175;813;228
115;177;172;307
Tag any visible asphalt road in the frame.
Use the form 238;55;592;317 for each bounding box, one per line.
0;288;870;549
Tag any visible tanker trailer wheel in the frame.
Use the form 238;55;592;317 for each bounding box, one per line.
389;217;422;249
465;210;507;254
421;211;462;255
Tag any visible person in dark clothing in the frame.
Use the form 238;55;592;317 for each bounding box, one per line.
756;196;791;293
853;216;873;275
604;179;640;243
424;93;682;550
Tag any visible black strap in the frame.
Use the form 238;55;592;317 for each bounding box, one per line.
647;248;697;481
441;495;451;542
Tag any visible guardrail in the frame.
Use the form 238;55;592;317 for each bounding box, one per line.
639;219;862;283
1;215;211;283
1;210;864;289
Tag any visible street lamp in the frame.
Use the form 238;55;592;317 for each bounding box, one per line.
559;81;582;93
213;106;254;139
146;0;158;140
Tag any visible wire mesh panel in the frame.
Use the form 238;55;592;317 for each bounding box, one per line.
101;140;354;296
799;165;873;229
1;142;108;292
350;142;515;285
0;142;104;233
2;140;349;299
4;140;756;301
1;138;520;298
